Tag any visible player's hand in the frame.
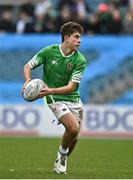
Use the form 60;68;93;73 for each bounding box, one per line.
22;79;31;95
38;86;52;98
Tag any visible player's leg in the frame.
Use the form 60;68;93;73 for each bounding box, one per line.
54;112;80;174
60;113;80;149
67;107;83;156
48;101;82;174
67;121;81;156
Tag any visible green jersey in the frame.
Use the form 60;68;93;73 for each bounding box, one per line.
28;44;86;103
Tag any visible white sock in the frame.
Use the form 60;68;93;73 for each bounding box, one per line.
59;145;69;155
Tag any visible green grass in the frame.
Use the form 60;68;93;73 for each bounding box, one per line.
0;137;133;179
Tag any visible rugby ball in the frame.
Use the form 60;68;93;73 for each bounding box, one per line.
23;79;45;102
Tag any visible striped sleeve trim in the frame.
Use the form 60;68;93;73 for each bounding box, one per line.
28;55;38;69
71;79;80;83
71;74;82;83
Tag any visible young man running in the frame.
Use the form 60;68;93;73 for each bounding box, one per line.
23;21;86;174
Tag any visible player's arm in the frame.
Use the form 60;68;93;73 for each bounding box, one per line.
24;63;32;82
39;81;77;97
22;48;46;92
50;81;77;94
22;63;32;93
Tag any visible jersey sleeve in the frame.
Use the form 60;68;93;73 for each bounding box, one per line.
70;58;86;83
28;48;48;69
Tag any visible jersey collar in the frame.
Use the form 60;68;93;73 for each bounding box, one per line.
59;44;74;58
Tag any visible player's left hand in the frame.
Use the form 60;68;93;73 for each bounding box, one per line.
38;86;52;98
22;79;31;95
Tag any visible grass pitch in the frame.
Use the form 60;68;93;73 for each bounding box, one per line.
0;137;133;179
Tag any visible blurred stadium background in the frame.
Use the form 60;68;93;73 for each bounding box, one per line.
0;0;133;178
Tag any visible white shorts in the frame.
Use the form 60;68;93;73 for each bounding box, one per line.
48;101;83;123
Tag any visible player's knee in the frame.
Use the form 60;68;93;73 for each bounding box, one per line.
69;126;79;138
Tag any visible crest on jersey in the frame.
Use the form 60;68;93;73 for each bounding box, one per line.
66;63;73;71
52;59;57;65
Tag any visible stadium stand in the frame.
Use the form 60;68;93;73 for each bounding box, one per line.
0;34;133;105
0;0;133;34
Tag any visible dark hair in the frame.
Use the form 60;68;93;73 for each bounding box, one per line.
60;21;84;42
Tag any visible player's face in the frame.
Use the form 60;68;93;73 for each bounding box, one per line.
65;32;81;51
